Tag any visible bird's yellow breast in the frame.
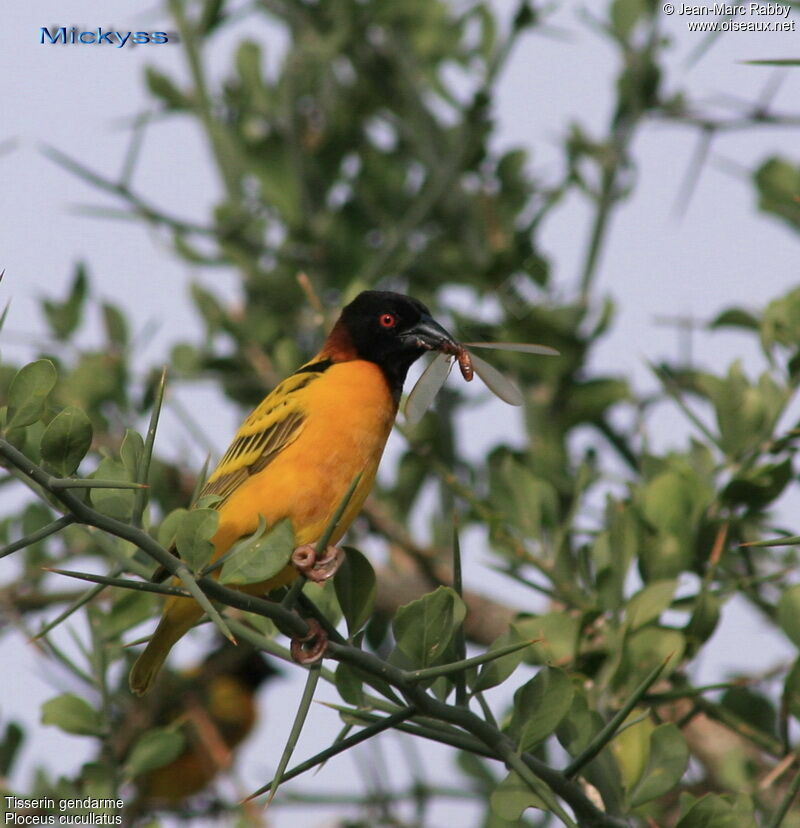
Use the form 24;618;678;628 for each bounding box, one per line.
210;359;396;556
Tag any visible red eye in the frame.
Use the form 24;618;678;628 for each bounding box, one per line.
379;313;397;328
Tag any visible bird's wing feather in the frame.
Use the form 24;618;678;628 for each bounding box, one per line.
199;365;326;507
150;363;327;584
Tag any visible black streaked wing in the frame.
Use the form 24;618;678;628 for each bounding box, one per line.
469;351;524;406
200;411;305;505
199;365;326;507
404;352;453;425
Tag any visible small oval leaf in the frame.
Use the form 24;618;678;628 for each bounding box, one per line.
628;723;689;807
7;360;57;429
778;584;800;649
40;406;93;476
175;508;220;572
219;517;294;585
625;579;677;630
124;727;186;778
334;546;376;637
508;667;574;751
89;457;135;521
393;586;466;669
41;693;103;736
473;625;528;692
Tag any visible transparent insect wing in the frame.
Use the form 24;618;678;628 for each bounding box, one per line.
463;342;560;356
468;350;524;406
404;352;453;425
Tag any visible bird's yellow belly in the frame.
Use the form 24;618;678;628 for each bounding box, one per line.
210;361;395;566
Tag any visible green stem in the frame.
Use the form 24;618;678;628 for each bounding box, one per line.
176;564;235;644
0;437;621;827
133;366;167;527
767;762;800;828
50;479;147;490
564;657;670;778
44;568;191;600
0;516;75;560
694;696;784;757
324;642;624;827
406;639;534;684
247;707;415;801
169;0;240;199
266;662;322;806
452;518;467;706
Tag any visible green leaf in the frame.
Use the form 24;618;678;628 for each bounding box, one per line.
615;627;684;692
709;307;759;332
721;687;776;739
640;469;712;579
473;625;528;692
393;586;467;669
754;157;800;234
566;377;630;427
515;612;580;665
105;590;155;638
101;302;128;347
0;721;24;777
40;406;93;476
41;693;104;736
625;580;677;630
119;429;144;479
219;517;293;585
491;457;558;537
158;507;188;548
335;662;365;707
628;723;689;807
124;727;186;777
41;264;87;340
6;360;57;430
677;793;757;827
722;459;793;509
641;466;711;539
611;710;653;793
783;658;800;723
778;584;800;649
89;457;135;521
334;546;377;637
556;689;604;758
145;67;188;109
489;770;547;821
508;667;574;751
611;0;645;39
175;508;220;572
698;363;786;459
81;761;116;800
684;591;721;654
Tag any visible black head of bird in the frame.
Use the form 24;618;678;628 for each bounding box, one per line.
325;290;457;392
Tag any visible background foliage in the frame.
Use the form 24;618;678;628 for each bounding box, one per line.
2;0;800;825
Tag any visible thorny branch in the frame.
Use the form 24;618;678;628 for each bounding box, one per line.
0;436;622;827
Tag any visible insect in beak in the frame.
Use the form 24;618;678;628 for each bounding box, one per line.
400;313;459;352
404;339;559;425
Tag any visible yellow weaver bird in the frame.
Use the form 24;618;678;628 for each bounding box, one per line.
120;642;278;808
130;290;457;695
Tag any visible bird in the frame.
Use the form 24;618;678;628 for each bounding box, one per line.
121;642;279;809
130;290;457;695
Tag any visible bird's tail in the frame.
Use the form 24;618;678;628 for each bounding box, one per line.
129;596;203;696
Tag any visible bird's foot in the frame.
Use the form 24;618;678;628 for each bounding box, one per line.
290;618;328;664
291;544;345;583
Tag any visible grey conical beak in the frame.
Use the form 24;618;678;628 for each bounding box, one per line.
402;313;458;352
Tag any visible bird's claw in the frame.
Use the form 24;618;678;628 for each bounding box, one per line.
290;618;328;664
291;544;345;583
